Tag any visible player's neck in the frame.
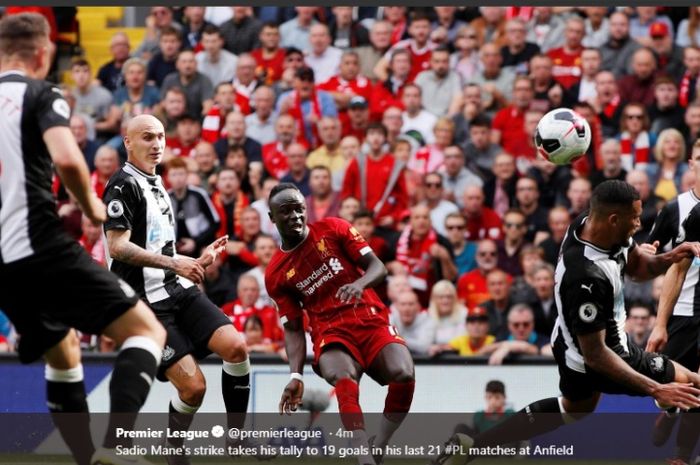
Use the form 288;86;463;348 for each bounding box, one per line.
579;218;614;251
0;61;36;78
280;227;309;252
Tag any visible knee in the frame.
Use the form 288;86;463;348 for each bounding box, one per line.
324;370;360;386
387;362;415;384
219;334;248;363
179;375;207;406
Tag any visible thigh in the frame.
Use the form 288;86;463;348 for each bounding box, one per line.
157;314;196;382
177;288;231;355
318;346;363;386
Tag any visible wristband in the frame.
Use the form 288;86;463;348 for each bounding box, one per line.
290;372;304;382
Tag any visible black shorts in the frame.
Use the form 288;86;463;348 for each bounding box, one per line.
663;315;700;372
555;342;676;402
150;284;231;381
0;242;139;363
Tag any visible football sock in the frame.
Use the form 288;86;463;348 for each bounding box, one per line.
336;378;364;430
222;359;250;431
675;408;700;462
46;364;94;465
103;336;161;448
374;381;415;448
167;396;200;448
473;397;568;448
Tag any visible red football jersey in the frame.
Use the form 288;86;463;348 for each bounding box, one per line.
317;75;372;133
265;218;388;334
250;48;286;85
262;142;289;179
546;47;582;90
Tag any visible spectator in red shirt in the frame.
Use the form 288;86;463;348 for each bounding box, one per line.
165;114;200;159
222;274;283;345
262;114;297;179
251;22;286;86
457;239;500;308
491;75;534;157
318;50;372;134
352;209;390;263
201;82;238;143
79;215;106;266
462;186;503;242
341;123;408;228
232;54;260;114
546;16;585;90
388;204;457;307
383;6;408;45
377;11;436;83
91;146;120;200
370;48;410;121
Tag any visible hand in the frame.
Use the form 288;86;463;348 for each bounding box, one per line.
646;325;668;353
85;194;107;225
279;379;304;415
670;241;700;263
639;241;659;255
488;346;510;366
652;382;700;411
198;235;228;268
336;281;364;304
429;243;449;260
177;238;196;254
226;240;246;256
170;256;205;284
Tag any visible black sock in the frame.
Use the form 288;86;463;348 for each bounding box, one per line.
168;399;198;448
474;397;567;448
675;408;700;462
46;366;94;465
222;360;250;432
103;341;159;449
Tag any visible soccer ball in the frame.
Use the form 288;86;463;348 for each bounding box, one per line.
534;108;591;165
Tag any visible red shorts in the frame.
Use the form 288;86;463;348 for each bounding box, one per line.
310;305;406;371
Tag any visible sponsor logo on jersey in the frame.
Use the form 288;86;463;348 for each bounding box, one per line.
286;268;296;280
329;257;343;274
578;302;597;323
316;239;331;258
295;258;345;296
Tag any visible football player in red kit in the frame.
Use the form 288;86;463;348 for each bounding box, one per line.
265;183;415;465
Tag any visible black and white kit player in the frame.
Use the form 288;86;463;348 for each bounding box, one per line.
102;115;256;464
646;142;700;463
0;12;165;465
432;181;700;465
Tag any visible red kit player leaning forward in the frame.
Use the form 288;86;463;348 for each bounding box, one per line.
265;183;415;465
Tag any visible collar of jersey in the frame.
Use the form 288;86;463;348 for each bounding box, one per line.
690;188;700;203
573;216;622;257
124;162;158;182
0;70;27;78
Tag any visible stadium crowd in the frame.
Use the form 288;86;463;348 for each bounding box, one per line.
2;5;699;364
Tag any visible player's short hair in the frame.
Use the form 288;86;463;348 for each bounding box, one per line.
269;182;300;203
485;380;506;395
590;180;640;214
0;12;50;59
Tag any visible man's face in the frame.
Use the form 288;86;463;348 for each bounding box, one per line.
410;207;432;236
225;113;246;140
516;179;538;206
260;26;280;50
470;126;490;149
492;155;515;181
309;169;331;196
503;212;526;242
201;32;223;55
408;19;430;44
686;106;700;129
445;215;466;246
464;188;485;215
487;272;510;300
595;72;617;99
167;167;188;190
548;210;570;241
467;316;489;338
430;51;450;78
533;269;554;300
581;50;601;77
655;83;677;108
71;65;91;88
287;145;307;171
614;200;642;246
253;88;274;115
319;119;341;146
340;54;360;80
125;118;165;172
485;392;506;412
443;147;464;175
310;26;330;55
476;242;498;272
382;107;403;133
284;53;304;73
160;34;181;59
480;45;502;72
124;64;146;88
423;174;444;202
685;48;700;75
530;57;552;81
397;292;420;325
215;84;235;109
609;13;629;40
333;7;353;27
505;20;526;48
402;87;422;112
95;151;119;177
238;279;260;307
216;170;240;196
241;210;261;236
176;51;197;77
370;22;392;49
632;51;656;80
70;117;87;145
689;148;700;180
164;92;186;117
110;34;130;61
508;311;535;341
601;143;622;171
237;57;257;84
353;217;374;241
294;77;315;100
151;7;172;28
567;180;591;212
564;21;585;49
391;53;411;79
628;307;651;334
254;237;277;266
269;189;308;240
194;145;217;172
276;116;296;144
512;80;533;109
176;120;200;144
366;129;386;153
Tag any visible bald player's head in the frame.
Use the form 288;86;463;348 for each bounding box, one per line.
123;115;165;174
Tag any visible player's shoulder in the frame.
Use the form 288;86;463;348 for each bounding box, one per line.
313;217;355;236
104;168;141;199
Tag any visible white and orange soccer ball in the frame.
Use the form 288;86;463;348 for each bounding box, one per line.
534;108;591;165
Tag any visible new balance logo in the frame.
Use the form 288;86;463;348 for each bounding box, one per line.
581;283;593;294
329;257;344;274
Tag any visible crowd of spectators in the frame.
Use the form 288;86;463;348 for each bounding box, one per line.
1;5;698;363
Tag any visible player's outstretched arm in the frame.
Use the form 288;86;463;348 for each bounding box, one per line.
647;257;692;353
335;251;388;304
106;229;205;283
579;330;700;410
626;241;700;281
44;126;106;224
279;317;306;415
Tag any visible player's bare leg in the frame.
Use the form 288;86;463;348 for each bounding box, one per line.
93;301;166;464
44;330;94;465
319;347;375;465
162;356;206;465
207;325;253;444
366;343;415;463
433;394;600;465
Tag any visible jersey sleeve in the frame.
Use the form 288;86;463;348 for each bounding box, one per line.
265;270;304;324
679;205;700;243
561;274;612;335
103;177;141;232
36;84;70;133
326;217;373;261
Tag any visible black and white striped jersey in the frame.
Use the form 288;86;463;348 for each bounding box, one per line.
0;71;74;265
648;189;700;317
103;162;193;303
169;186;220;249
552;214;633;373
